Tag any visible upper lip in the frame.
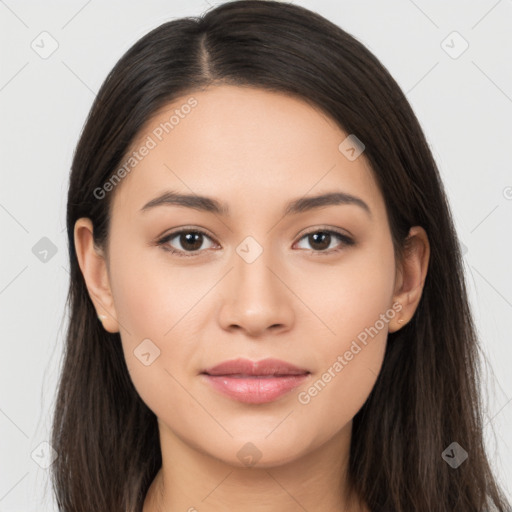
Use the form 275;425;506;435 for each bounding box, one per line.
202;357;310;377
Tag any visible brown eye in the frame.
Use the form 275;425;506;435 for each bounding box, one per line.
178;232;204;251
295;229;354;254
157;229;216;257
307;232;331;250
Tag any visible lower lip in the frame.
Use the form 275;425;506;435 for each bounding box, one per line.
201;374;310;404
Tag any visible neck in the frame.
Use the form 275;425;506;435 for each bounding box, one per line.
143;420;369;512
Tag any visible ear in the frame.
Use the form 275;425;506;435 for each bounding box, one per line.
388;226;430;333
74;217;119;333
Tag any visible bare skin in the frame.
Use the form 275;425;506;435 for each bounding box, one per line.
74;85;430;512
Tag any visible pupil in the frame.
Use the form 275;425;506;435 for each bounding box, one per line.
310;232;330;250
181;232;202;250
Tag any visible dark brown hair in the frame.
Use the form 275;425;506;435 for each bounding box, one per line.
52;1;510;510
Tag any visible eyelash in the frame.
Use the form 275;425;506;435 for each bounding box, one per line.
155;227;355;258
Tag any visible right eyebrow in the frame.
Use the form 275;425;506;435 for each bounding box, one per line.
140;190;229;216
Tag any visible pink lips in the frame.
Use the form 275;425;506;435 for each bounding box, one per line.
200;357;311;404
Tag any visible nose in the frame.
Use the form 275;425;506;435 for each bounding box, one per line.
217;246;295;337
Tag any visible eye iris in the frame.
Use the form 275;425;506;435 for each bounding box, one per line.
181;232;203;251
309;232;331;250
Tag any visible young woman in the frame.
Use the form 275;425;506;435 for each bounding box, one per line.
51;1;511;511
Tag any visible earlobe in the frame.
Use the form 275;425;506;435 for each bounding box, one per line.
389;226;430;333
74;218;119;333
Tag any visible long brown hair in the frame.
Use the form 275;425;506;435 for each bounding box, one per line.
52;1;510;510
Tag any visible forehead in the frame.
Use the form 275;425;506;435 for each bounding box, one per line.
109;85;384;221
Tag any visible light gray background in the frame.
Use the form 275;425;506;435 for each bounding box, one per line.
1;0;511;509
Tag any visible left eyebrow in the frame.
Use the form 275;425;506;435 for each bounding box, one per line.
284;191;372;218
140;190;372;218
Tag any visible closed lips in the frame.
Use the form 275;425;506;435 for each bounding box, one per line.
205;373;309;377
201;357;310;377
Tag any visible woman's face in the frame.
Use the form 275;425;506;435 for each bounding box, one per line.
84;85;406;467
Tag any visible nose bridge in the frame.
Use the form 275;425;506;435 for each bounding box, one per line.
236;237;277;294
217;234;294;334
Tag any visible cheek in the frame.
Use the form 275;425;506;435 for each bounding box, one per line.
300;235;396;343
292;238;395;424
109;242;215;341
108;245;216;415
295;336;386;448
293;294;391;445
